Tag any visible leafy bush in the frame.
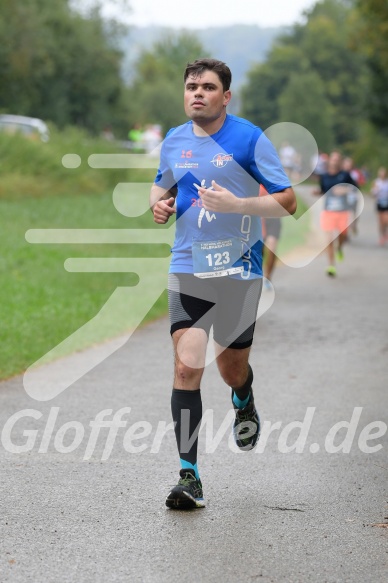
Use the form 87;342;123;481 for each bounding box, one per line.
0;125;153;199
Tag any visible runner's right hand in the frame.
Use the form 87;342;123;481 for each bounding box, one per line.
152;197;176;224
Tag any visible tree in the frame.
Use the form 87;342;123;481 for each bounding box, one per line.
353;0;388;131
0;0;130;134
240;0;369;146
240;45;309;129
278;70;334;152
294;0;368;144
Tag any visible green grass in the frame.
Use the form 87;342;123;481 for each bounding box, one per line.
277;191;310;257
1;191;173;379
0;130;311;379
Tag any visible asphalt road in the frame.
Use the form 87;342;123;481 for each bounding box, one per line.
0;188;387;583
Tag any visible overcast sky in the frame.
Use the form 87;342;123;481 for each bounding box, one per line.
124;0;317;28
106;0;318;28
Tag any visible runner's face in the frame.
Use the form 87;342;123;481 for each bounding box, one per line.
184;71;231;125
328;152;342;173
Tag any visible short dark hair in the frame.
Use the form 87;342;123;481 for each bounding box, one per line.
184;59;232;91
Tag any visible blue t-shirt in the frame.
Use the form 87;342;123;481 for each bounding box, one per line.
155;114;290;278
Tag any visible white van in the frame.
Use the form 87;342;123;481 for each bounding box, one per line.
0;114;50;142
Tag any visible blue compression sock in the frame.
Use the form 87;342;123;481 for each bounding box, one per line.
232;392;250;409
180;459;200;480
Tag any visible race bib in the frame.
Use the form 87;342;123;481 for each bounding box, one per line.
192;238;244;278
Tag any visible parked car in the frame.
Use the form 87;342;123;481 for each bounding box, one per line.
0;114;50;142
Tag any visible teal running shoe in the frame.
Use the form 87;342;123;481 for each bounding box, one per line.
166;469;205;509
232;391;260;451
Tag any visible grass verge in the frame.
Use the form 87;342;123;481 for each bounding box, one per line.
277;190;309;257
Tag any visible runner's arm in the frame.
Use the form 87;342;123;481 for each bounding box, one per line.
150;184;178;224
242;187;297;217
198;181;296;217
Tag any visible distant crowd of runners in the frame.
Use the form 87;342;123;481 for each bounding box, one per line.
312;151;388;277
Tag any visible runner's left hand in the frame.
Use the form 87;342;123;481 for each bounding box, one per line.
196;180;239;213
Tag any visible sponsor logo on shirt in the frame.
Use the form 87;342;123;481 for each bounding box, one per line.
175;161;199;169
211;153;233;167
175;149;199;168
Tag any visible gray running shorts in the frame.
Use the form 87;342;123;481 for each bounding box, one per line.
168;273;262;349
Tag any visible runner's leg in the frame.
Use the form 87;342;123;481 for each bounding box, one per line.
171;327;207;479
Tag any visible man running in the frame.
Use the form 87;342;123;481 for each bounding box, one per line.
150;58;296;509
317;151;358;277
